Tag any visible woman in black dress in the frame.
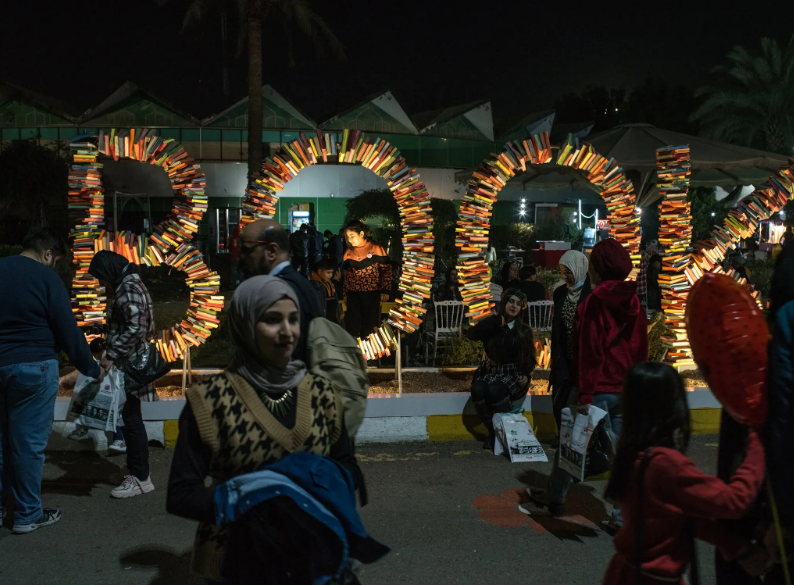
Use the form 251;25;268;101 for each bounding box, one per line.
467;288;535;449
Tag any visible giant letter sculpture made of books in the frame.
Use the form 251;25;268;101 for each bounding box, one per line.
241;129;434;361
68;130;219;362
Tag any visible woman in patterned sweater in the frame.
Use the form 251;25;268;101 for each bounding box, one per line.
166;276;362;583
342;220;392;340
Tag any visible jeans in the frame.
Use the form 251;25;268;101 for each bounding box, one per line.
0;359;59;525
122;393;149;481
546;392;622;504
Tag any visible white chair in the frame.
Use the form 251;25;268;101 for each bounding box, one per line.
425;301;465;364
527;301;554;331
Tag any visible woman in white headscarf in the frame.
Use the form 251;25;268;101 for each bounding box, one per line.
166;276;363;583
548;251;591;438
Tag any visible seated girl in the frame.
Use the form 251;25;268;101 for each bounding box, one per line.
466;289;534;450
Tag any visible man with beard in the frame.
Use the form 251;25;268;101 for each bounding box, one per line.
238;219;323;361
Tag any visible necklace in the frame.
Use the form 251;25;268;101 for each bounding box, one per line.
259;389;294;417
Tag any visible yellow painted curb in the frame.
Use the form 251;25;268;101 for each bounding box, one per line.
690;408;722;435
164;419;180;448
427;413;558;442
427;409;722;442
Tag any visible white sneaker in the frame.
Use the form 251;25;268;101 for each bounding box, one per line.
110;475;154;499
67;426;90;441
108;440;127;453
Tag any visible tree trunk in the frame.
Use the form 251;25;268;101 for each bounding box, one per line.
247;15;263;183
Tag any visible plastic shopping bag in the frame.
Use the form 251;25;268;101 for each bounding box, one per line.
492;412;548;463
67;367;125;432
558;405;608;481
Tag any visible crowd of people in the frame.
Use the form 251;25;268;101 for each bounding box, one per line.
1;220;793;584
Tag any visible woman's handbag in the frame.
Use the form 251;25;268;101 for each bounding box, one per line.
123;340;170;387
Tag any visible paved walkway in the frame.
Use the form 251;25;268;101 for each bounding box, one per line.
0;437;722;584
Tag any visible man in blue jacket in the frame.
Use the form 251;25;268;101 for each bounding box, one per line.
0;228;103;534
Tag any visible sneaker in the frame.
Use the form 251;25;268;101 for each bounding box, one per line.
67;426;90;441
525;487;565;516
108;440;127;453
111;475;155;499
12;508;62;534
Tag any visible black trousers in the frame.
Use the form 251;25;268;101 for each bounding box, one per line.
122;393;149;481
291;256;308;277
345;291;381;339
470;378;513;432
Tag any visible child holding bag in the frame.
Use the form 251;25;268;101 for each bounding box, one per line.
602;362;767;584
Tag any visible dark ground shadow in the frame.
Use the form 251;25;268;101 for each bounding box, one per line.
119;546;202;585
516;468;609;542
40;451;123;497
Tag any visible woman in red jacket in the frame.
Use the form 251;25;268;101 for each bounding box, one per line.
530;238;647;522
602;362;766;585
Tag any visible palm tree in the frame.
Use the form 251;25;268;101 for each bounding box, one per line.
164;0;345;181
691;36;794;155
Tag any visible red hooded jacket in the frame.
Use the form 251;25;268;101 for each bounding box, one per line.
576;279;648;404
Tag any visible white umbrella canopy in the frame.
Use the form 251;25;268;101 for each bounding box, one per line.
586;124;789;207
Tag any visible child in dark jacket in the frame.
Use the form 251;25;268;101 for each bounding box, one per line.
601;362;766;585
310;259;341;324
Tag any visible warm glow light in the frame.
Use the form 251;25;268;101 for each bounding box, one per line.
635;207;642;214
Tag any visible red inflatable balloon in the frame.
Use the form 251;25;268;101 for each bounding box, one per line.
685;273;768;427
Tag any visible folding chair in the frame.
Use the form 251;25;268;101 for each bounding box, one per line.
425;301;465;365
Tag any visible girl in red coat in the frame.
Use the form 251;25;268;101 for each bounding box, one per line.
602;362;766;585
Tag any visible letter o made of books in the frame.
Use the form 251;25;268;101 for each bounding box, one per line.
67;129;221;362
454;131;642;325
241;129;434;360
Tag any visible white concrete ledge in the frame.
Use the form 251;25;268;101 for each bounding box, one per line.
54;387;718;422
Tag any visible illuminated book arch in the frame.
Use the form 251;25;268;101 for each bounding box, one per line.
242;129;434;359
67;129;220;362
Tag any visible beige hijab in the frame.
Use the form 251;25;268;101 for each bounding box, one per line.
227;276;306;395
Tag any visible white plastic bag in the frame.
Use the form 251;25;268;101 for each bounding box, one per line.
492;412;548;463
558;405;607;481
67;366;125;432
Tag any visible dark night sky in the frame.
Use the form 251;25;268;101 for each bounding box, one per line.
1;1;791;123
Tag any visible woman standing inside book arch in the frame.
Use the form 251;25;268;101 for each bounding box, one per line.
342;220;392;343
88;251;161;499
548;250;591;442
466;288;535;450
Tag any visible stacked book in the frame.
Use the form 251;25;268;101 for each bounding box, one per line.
556;136;641;277
68;135;108;335
534;339;551;372
455;132;553;324
655;145;694;367
357;323;400;362
243;130;435;337
690;164;794;283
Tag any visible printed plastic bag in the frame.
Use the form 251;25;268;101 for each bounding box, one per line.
492;412;548;463
67;367;125;432
558;405;608;481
